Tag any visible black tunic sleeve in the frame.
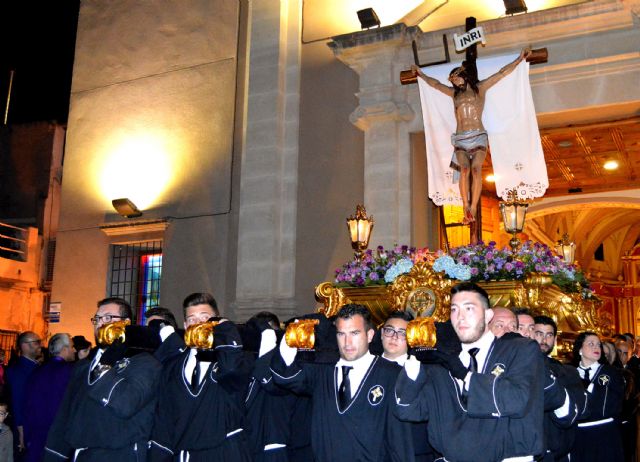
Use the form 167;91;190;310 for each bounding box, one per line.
394;365;430;423
251;348;289;396
154;331;185;364
212;321;250;392
270;350;318;395
548;361;583;428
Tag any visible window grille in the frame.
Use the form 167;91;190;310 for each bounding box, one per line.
0;330;18;364
108;240;162;324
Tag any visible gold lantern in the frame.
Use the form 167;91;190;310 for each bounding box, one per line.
346;204;374;260
499;189;529;251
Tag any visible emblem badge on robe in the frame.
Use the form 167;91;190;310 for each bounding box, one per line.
598;375;610;386
115;357;130;373
368;385;384;406
491;364;505;377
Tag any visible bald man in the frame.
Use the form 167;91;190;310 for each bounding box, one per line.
488;308;517;338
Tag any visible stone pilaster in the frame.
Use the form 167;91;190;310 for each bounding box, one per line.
329;25;419;248
234;0;301;321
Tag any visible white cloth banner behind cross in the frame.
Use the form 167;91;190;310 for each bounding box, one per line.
417;54;549;206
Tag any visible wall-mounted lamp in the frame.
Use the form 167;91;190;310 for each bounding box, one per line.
112;198;142;218
346;204;374;260
357;8;381;29
504;0;527;15
499;189;529;251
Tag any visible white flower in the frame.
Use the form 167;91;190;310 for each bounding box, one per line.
384;259;414;283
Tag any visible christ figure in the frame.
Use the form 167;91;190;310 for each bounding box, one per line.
412;48;531;224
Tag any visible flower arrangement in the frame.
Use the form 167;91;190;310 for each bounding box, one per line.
334;240;594;299
334;245;433;287
434;240;594;297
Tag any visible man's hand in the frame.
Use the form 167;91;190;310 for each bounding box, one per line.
279;332;297;366
405;355;421;381
259;329;277;358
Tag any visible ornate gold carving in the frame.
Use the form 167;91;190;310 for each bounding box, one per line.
389;262;453;322
315;262;608;340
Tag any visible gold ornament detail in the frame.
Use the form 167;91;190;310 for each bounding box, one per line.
406;317;437;348
285;319;320;349
184;321;220;349
97;319;131;346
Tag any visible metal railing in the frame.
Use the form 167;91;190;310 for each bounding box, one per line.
0;221;28;262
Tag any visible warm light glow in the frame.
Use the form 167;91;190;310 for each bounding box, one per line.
99;133;174;210
603;160;619;171
357;0;424;24
307;0;422;36
417;0;587;32
486;174;495;182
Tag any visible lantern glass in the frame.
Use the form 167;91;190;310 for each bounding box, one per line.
555;234;576;264
346;205;374;259
499;202;528;234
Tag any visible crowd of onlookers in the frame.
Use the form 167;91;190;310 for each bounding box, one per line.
0;285;639;461
0;332;92;462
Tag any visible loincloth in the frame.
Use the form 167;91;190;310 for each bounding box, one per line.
449;129;488;183
451;129;488;153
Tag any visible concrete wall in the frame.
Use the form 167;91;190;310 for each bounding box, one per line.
51;0;242;339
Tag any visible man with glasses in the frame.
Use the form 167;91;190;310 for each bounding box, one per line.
533;315;584;462
6;331;42;459
380;311;412;365
44;297;162;461
380;311;438;462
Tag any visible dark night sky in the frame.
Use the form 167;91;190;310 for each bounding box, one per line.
0;1;80;124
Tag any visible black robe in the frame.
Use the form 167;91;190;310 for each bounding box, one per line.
541;356;584;462
380;356;438;462
149;321;251;462
572;363;624;462
271;352;414;462
395;335;544;462
245;349;299;462
43;352;162;462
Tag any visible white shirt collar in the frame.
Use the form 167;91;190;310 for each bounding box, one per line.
579;361;600;372
461;330;495;352
459;331;495;374
336;351;374;370
382;353;408;366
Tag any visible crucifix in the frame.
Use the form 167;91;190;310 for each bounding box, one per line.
401;18;547;245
